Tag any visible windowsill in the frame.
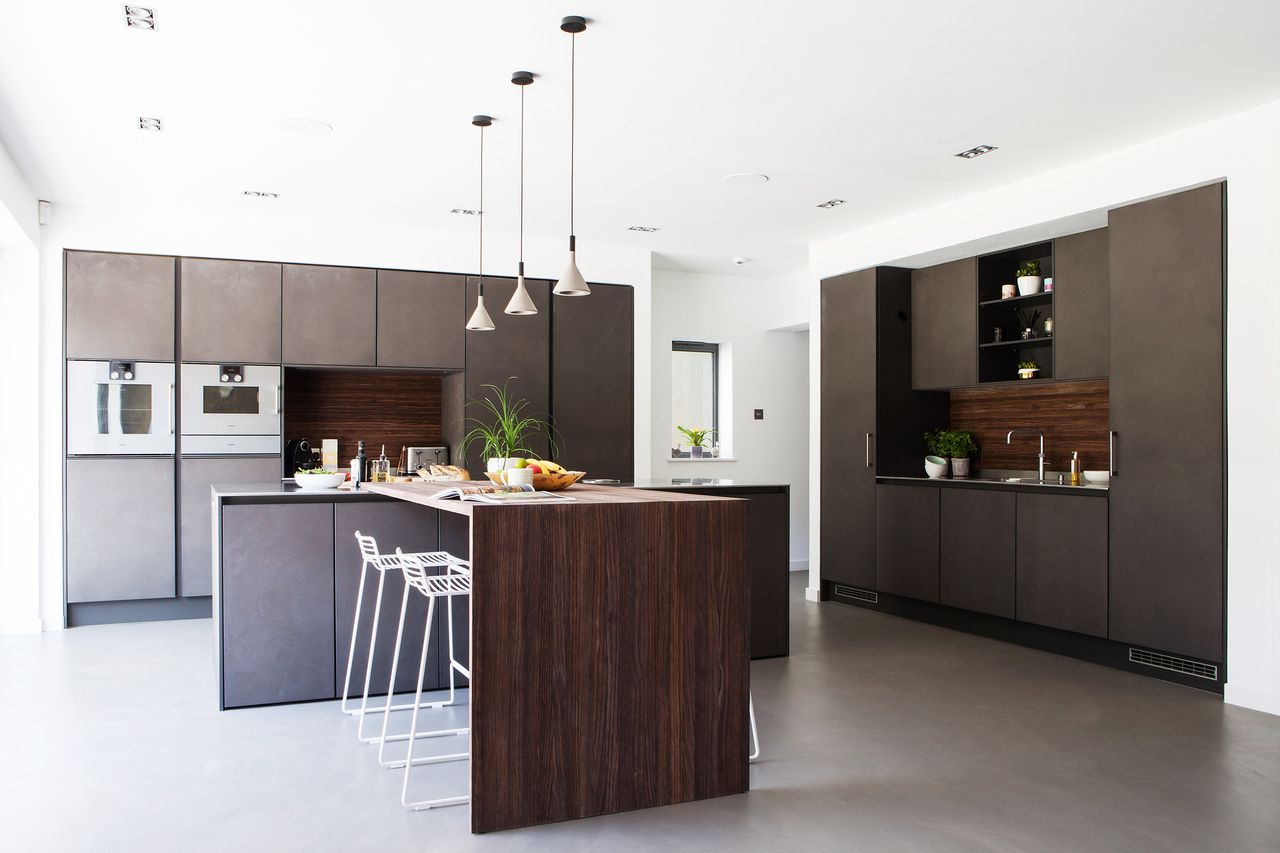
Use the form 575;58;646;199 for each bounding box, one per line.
667;457;738;463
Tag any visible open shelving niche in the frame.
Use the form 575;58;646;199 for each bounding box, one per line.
976;240;1055;383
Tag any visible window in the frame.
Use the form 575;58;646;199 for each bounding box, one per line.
671;341;719;458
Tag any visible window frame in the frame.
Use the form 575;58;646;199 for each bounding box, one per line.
671;340;720;458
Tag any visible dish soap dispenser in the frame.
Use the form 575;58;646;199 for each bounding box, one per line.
1070;451;1081;486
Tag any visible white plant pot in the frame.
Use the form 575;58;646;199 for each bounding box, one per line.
486;457;524;472
924;455;949;479
1016;275;1043;296
1017;368;1041;380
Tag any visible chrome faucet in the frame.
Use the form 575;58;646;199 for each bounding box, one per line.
1006;429;1046;483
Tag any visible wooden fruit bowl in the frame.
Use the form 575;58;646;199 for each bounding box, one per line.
485;470;587;491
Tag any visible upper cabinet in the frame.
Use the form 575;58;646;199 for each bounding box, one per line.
282;265;377;366
551;283;634;480
911;258;976;389
1053;228;1109;380
180;258;282;364
376;270;465;369
66;251;175;361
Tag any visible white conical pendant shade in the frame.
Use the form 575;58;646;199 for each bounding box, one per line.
505;275;538;315
553;250;591;296
466;294;495;331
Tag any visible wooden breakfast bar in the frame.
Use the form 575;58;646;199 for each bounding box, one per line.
360;481;750;833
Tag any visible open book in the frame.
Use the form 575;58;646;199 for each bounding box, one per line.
434;484;576;504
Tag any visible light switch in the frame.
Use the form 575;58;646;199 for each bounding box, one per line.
754;409;764;420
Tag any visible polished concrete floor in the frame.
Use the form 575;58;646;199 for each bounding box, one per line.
2;575;1277;853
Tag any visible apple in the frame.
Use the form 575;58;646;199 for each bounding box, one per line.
527;464;543;474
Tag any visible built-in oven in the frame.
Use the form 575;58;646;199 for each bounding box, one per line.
180;363;282;455
67;360;176;455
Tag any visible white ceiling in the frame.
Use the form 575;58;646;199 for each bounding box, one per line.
2;0;1279;277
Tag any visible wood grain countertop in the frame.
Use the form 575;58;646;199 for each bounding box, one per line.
361;480;744;516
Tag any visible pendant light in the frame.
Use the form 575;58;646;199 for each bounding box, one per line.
505;71;538;315
465;115;496;331
553;15;591;297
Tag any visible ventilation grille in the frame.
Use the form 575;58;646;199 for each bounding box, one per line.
1129;648;1219;681
833;584;878;604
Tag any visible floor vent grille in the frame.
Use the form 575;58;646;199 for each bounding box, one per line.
833;585;878;604
1129;648;1218;681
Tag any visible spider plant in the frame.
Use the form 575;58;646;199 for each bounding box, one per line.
458;378;558;465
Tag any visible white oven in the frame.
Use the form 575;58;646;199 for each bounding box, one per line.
67;360;176;455
180;363;282;455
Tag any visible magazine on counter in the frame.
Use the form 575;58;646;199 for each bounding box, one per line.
434;484;576;504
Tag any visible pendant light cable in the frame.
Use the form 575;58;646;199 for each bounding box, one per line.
569;30;575;242
466;114;496;330
553;15;589;297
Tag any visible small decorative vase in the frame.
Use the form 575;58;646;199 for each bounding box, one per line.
690;445;705;459
1022;327;1034;340
950;457;972;478
1017;275;1043;296
1001;284;1017;299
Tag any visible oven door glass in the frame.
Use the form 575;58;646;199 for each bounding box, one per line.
202;385;261;416
95;383;155;434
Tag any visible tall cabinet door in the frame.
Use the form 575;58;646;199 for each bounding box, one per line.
820;270;877;588
552;282;634;480
66;458;176;602
282;264;377;366
178;456;282;597
376;270;465;369
463;277;551;473
66;251;175;361
180;258;282;364
911;258;976;390
1108;183;1224;662
1053;228;1109;380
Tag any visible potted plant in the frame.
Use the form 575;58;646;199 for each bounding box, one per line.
923;429;950;478
459;378;557;472
1017;359;1041;380
1016;260;1043;296
676;425;715;458
945;430;977;478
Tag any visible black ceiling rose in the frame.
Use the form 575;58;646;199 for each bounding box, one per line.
511;71;535;86
560;15;586;33
472;115;493;127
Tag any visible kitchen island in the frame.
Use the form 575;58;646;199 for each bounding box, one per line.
212;480;750;833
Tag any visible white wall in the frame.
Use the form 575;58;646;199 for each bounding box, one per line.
0;137;41;634
650;267;810;566
808;98;1280;717
34;200;654;630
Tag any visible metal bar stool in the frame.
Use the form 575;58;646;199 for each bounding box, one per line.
377;549;473;810
749;694;760;761
341;532;469;744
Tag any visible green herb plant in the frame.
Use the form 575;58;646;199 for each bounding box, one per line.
459;378;558;464
1016;260;1041;278
1017;359;1040;370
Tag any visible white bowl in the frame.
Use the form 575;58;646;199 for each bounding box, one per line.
1082;470;1110;485
294;471;345;491
924;455;949;479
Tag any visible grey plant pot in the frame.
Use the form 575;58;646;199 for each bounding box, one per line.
950;457;972;478
690;446;705;459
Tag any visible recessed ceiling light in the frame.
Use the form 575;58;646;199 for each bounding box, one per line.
816;199;845;209
279;118;334;136
722;173;769;187
243;191;280;198
955;144;998;159
451;208;482;216
732;257;750;266
138;117;163;131
123;5;155;28
628;225;660;232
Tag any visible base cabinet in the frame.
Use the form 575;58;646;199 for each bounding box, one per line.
875;484;939;602
1015;493;1108;637
179;457;281;597
940;489;1015;618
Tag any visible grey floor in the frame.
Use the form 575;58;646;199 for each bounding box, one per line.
3;576;1278;853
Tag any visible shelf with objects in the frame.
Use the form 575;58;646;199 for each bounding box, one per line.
976;240;1055;383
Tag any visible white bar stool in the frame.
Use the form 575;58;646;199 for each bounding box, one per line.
749;694;760;761
377;548;473;810
341;532;469;745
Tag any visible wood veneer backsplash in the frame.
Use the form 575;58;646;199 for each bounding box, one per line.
949;379;1110;472
283;368;446;466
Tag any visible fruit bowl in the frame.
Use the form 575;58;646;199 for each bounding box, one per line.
485;470;586;491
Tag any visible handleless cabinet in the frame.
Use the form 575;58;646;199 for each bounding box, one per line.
376;270;466;369
178;456;282;597
1053;228;1110;380
180;258;282;364
66;251;175;361
911;258;977;390
282;264;376;366
552;282;635;480
66;457;176;602
1108;183;1224;662
875;483;940;602
940;488;1015;618
1015;492;1108;637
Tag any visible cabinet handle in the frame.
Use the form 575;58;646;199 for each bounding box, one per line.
1109;430;1117;476
865;432;873;468
169;383;175;435
273;386;281;416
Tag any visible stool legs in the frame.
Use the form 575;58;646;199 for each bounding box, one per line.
401;594;470;810
749;694;760;761
338;557;373;715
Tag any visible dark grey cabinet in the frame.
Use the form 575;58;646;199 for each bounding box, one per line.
221;502;335;708
178;457;281;597
180;258;282;364
463;277;551;473
376;270;465;369
551;282;634;480
1015;493;1108;637
875;484;939;602
822;268;947;589
334;502;443;698
66;251;175;361
66;458;176;603
940;489;1015;618
282;264;377;366
1108;183;1224;662
1053;228;1109;379
911;258;977;390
